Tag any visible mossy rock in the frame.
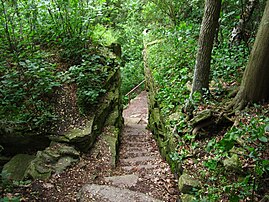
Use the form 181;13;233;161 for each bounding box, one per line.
178;173;201;194
55;118;94;142
105;106;122;127
2;154;35;181
25;143;80;180
181;194;196;202
189;109;212;127
54;156;78;174
102;126;120;168
223;154;241;171
26;158;52;180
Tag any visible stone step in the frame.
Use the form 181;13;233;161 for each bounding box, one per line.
120;146;152;154
104;174;139;188
120;147;151;153
120;156;157;165
121;164;158;172
125;142;150;148
124;150;151;157
78;184;162;202
123;124;148;131
121;135;150;143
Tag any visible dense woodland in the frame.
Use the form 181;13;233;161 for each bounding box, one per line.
1;0;269;201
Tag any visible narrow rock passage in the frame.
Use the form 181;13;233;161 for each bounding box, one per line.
79;92;178;201
31;92;178;201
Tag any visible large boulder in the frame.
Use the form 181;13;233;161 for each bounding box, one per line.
51;118;96;152
2;154;35;181
25;143;80;180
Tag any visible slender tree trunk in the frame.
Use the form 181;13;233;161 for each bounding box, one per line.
229;0;269;109
191;0;221;95
1;0;14;51
230;0;258;45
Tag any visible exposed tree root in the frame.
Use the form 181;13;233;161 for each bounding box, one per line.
189;109;234;136
227;90;248;111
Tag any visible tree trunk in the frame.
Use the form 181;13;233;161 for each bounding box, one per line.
230;0;258;45
191;0;221;95
229;0;269;109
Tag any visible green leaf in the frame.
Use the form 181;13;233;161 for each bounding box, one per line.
258;136;268;143
264;124;269;132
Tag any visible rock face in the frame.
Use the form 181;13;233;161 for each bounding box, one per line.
50;69;123;152
144;46;181;175
1;67;123;181
78;184;162;202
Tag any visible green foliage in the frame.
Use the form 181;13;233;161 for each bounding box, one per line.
0;0;121;128
0;170;30;201
0;197;20;202
146;23;199;115
66;54;112;113
193;116;269;201
148;0;204;25
116;0;146;101
0;59;60;128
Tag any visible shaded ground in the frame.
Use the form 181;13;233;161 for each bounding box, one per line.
1;91;178;201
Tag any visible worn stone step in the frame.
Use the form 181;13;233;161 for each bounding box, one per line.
124;150;151;157
120;146;152;155
104;174;139;188
123;139;150;144
78;184;162;202
120;156;157;165
122;134;150;141
121;139;149;145
125;142;150;148
123;124;148;131
121;164;158;171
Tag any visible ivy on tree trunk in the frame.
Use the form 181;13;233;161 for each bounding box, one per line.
229;0;269;110
191;0;222;96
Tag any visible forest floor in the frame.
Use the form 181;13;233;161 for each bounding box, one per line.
3;91;178;201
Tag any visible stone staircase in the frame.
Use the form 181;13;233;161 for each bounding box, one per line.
78;92;178;202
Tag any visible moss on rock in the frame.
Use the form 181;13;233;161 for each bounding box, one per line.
2;154;35;181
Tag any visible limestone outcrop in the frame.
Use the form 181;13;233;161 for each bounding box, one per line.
1;60;123;181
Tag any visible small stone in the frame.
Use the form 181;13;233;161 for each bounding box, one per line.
43;183;54;189
189;109;212;126
181;194;196;202
178;173;200;194
223;154;241;171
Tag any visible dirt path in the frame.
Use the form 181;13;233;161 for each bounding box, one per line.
23;92;178;201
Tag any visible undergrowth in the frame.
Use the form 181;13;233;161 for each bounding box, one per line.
146;14;268;201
